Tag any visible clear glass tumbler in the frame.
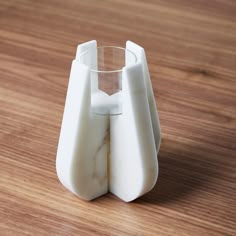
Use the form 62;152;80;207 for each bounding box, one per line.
79;46;137;115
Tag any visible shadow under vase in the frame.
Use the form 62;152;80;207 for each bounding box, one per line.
135;138;217;205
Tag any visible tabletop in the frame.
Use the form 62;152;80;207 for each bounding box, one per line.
0;0;236;235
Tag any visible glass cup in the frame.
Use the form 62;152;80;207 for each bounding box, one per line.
79;46;137;115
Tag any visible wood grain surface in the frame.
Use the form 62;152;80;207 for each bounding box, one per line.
0;0;236;235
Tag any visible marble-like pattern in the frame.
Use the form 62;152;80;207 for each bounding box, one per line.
56;40;161;202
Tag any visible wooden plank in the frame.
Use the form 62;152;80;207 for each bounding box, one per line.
0;0;235;235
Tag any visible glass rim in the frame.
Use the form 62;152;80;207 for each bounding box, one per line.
78;46;137;73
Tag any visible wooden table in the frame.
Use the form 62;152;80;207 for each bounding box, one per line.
0;0;235;235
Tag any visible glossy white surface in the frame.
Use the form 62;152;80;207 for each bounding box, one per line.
56;40;161;201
